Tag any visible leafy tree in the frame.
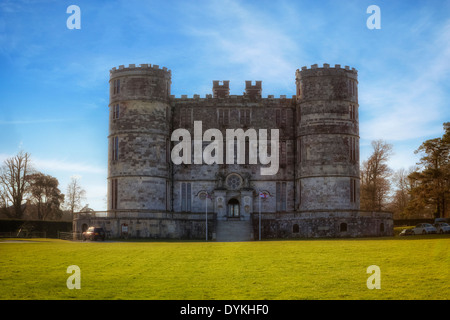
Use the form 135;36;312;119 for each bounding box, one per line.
27;172;65;220
408;123;450;218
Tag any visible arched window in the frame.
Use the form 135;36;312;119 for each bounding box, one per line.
293;224;299;233
340;222;348;232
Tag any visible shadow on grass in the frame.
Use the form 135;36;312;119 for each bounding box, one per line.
98;234;450;243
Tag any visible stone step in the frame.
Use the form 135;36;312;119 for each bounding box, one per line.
216;219;254;242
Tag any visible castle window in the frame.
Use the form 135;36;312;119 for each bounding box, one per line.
166;139;171;164
349;104;356;121
380;223;385;233
180;108;192;128
297;138;302;163
226;174;242;190
166;181;171;211
112;136;119;161
349;137;357;163
113;79;120;94
293;224;299;233
218;109;230;125
111;178;118;210
340;223;347;232
350;178;357;203
240;109;251;125
113;104;120;119
280;141;287;167
181;182;191;212
245;139;249;164
276;109;287;127
287;141;293;165
276;182;287;211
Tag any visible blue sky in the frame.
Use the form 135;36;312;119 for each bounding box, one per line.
0;0;449;211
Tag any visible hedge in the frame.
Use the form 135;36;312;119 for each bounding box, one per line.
0;219;72;238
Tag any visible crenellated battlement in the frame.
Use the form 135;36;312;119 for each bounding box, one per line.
110;63;171;78
296;63;357;79
170;94;296;101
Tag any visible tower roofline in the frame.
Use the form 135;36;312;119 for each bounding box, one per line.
109;63;171;78
296;63;358;79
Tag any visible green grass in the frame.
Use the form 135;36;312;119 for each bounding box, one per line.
0;236;449;300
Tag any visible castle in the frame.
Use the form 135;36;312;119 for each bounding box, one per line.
73;63;393;240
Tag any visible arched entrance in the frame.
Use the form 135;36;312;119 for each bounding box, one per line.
228;199;240;217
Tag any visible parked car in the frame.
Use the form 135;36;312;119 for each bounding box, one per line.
82;227;106;241
434;222;450;234
399;228;414;236
412;223;437;235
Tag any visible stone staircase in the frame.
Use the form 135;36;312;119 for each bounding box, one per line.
215;219;254;242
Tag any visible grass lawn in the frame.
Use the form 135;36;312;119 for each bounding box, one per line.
0;236;449;300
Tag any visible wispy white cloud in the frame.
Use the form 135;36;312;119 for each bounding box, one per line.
180;0;303;93
0;119;69;125
32;158;106;175
360;19;450;142
0;153;106;175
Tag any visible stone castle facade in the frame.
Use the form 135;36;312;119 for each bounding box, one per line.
74;63;393;240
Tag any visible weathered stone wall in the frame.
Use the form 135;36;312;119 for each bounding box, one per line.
108;65;172;215
74;213;215;240
252;211;393;239
296;64;360;211
94;62;395;240
171;95;297;215
74;210;393;240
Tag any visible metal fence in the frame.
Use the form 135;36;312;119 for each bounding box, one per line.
58;231;83;241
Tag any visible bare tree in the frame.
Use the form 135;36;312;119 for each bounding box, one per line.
65;176;86;217
360;140;393;211
0;151;33;218
0;185;9;216
389;167;416;218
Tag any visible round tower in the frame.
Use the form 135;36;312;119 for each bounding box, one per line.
108;64;172;217
295;63;359;212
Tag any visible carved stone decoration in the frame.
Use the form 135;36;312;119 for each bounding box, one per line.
215;172;226;189
226;173;242;190
217;197;224;208
242;172;251;189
